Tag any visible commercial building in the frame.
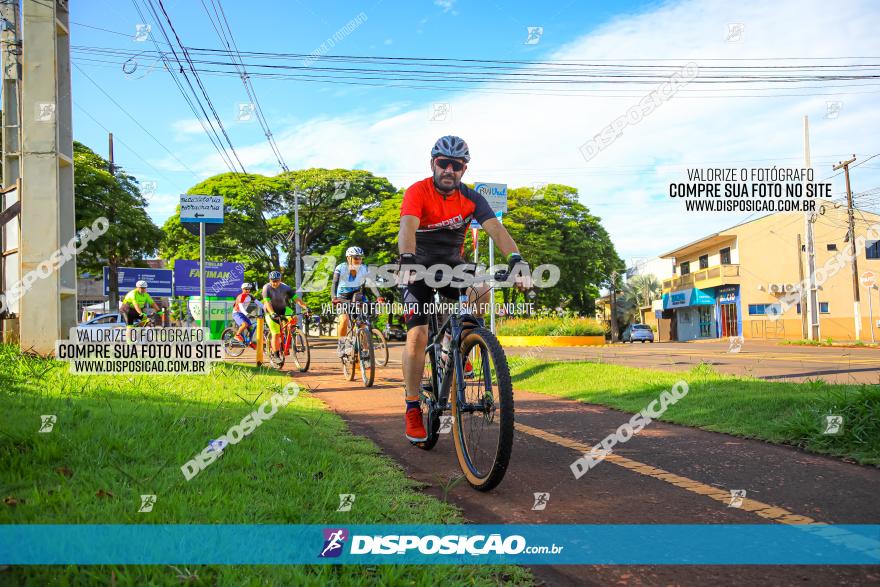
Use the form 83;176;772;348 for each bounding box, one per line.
658;207;880;341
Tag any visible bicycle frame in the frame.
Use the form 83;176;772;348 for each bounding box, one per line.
427;288;479;412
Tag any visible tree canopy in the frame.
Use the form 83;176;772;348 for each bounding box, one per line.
159;171;623;315
73;141;163;291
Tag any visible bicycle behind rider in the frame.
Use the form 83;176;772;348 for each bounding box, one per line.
120;280;163;329
397;135;531;442
331;246;373;357
262;271;310;360
233;282;264;345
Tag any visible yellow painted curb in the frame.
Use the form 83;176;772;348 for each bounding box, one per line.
496;335;606;347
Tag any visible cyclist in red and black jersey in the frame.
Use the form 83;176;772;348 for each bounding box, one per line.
397;135;531;442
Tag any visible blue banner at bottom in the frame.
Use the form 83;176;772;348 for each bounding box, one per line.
1;525;878;565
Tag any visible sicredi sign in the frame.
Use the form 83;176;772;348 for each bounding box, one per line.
180;195;224;224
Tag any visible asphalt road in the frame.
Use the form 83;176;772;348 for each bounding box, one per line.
241;339;880;586
501;339;880;385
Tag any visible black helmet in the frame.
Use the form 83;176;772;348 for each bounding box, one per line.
431;135;470;162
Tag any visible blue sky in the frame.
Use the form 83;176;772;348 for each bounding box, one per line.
69;0;880;263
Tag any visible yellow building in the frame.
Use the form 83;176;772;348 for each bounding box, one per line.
658;207;880;341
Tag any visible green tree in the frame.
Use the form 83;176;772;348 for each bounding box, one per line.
478;184;623;315
73;141;163;305
159;172;289;285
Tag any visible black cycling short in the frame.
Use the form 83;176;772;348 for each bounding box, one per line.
336;290;362;302
402;259;483;328
121;304;142;326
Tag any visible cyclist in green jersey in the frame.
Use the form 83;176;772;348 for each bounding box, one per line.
120;280;162;328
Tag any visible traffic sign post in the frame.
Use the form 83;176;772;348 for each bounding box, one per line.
472;183;507;334
180;195;224;332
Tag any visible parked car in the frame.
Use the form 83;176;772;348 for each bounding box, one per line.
80;312;126;329
622;323;654;343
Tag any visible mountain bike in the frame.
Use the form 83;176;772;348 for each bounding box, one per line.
221;315;266;357
338;300;375;387
412;258;530;491
132;308;165;328
267;312;315;372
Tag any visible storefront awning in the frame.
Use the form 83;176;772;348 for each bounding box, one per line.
662;288;715;309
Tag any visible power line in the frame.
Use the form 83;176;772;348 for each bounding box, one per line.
73;100;179;185
198;0;288;172
72;62;199;176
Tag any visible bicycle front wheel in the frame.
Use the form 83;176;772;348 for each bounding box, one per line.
291;328;311;372
357;327;375;387
451;328;514;492
372;328;389;367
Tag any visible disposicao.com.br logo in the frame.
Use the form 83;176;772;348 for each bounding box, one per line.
319;528;563;557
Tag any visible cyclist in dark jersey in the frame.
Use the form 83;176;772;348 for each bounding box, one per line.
397;135;531;442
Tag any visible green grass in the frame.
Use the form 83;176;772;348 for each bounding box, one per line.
497;317;606;336
507;359;880;466
0;345;531;586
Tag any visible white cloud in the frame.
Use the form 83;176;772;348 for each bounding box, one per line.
171;118;206;142
434;0;455;14
173;0;880;262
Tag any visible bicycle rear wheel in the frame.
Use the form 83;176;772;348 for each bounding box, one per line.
357;326;375;387
371;328;389;367
451;328;514;491
413;347;442;450
290;328;311;372
341;333;356;381
221;327;245;358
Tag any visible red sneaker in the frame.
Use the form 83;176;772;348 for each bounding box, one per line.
405;406;428;442
464;358;475;379
234;334;245;343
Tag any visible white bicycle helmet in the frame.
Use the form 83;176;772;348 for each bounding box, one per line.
135;280;148;288
241;282;253;290
346;246;364;257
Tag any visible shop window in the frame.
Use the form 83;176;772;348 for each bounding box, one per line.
720;247;731;264
867;240;880;259
827;243;838;251
796;303;800;314
820;302;830;314
699;254;709;269
680;261;690;275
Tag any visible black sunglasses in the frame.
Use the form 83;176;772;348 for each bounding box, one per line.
434;158;465;172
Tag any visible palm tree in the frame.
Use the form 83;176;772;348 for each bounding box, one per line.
619;274;662;324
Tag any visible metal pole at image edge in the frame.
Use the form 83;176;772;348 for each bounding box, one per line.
200;222;206;331
489;236;495;334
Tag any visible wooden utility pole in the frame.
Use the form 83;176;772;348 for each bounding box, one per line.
833;155;861;340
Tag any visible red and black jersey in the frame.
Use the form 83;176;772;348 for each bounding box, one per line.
400;177;496;261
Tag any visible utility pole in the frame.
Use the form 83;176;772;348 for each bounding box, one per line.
107;133;119;311
803;116;820;340
293;189;302;318
0;0;21;343
609;271;619;343
833;154;861;341
20;0;77;353
796;234;808;339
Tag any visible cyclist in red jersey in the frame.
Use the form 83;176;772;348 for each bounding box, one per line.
397;135;531;442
